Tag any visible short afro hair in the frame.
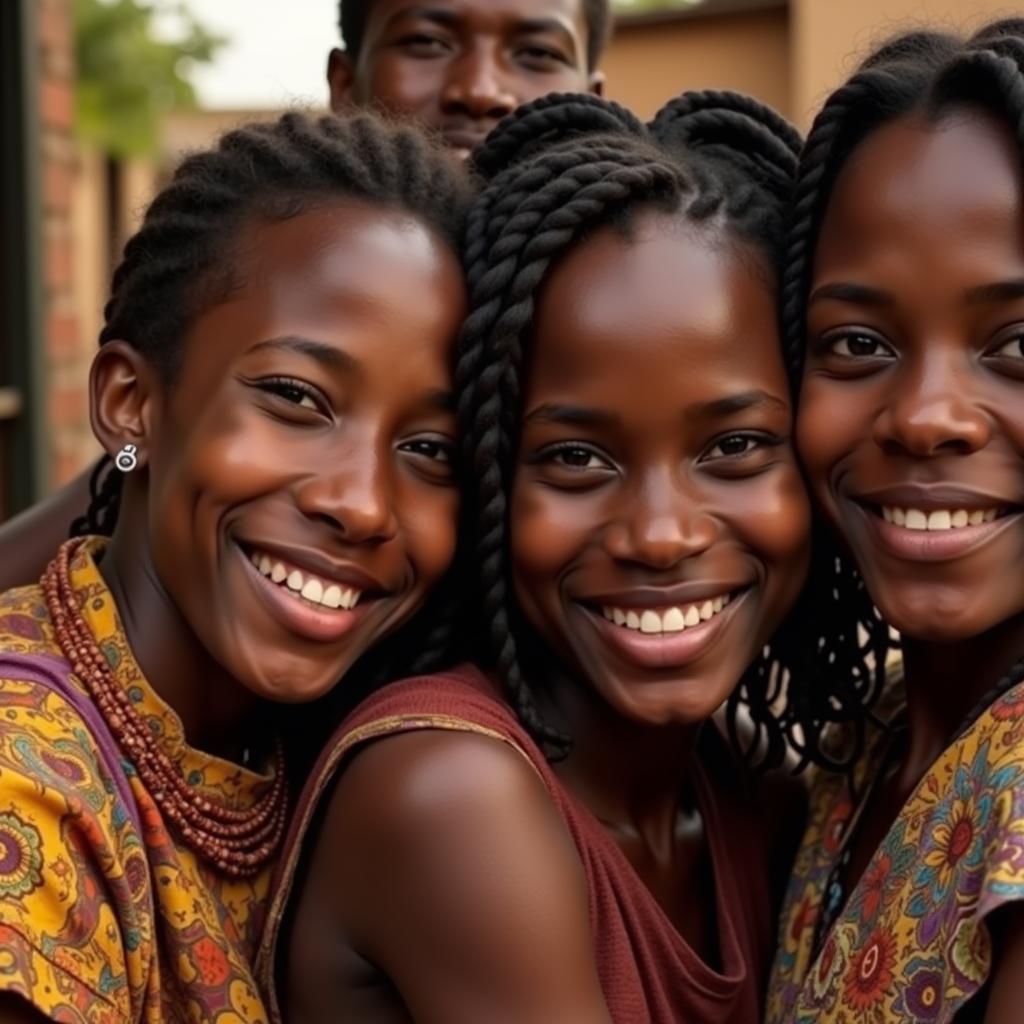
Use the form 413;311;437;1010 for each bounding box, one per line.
338;0;613;72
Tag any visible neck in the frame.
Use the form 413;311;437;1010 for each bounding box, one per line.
97;522;268;761
539;664;699;845
900;612;1024;782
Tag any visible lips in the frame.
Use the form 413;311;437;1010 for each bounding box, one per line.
235;541;387;644
576;587;749;671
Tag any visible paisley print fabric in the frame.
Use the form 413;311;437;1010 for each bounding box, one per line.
0;538;273;1023
767;676;1024;1023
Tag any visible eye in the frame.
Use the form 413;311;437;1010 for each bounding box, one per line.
829;332;893;358
256;377;324;413
399;438;454;463
396;33;451;55
991;334;1024;359
517;45;569;67
548;445;609;470
703;434;768;461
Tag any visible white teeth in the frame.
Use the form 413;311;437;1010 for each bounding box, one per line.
640;610;661;634
881;506;1003;531
662;607;686;633
247;549;364;611
905;509;928;530
599;594;733;635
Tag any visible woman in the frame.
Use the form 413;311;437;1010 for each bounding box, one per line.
0;112;471;1023
258;91;814;1023
767;19;1024;1024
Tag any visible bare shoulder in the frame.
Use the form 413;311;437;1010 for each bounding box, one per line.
288;728;610;1024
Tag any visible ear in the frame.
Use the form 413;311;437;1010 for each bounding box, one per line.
90;342;159;470
587;71;605;97
327;47;357;112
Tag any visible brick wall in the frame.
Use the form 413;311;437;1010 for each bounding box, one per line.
37;0;95;488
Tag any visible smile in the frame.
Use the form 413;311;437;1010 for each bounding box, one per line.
879;505;1002;530
598;594;732;635
248;549;362;611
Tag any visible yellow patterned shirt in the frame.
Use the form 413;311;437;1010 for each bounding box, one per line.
767;675;1024;1023
0;539;273;1023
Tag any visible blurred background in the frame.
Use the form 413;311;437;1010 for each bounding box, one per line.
0;0;1016;521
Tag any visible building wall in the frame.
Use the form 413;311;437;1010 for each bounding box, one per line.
790;0;1018;126
37;0;96;488
603;8;791;121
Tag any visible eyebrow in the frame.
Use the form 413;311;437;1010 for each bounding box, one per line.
694;390;790;418
423;388;455;412
248;336;356;371
523;403;618;429
965;280;1024;304
389;6;575;41
808;282;893;307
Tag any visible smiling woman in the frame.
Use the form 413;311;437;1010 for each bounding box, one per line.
766;20;1024;1024
0;111;471;1024
257;90;815;1024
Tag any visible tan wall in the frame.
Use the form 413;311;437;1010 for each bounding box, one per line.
790;0;1020;127
603;8;791;121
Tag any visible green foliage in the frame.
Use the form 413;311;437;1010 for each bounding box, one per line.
612;0;706;12
74;0;225;158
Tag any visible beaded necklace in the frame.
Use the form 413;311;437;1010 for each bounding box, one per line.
43;539;287;877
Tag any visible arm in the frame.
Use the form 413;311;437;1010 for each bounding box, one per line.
983;906;1024;1023
287;730;612;1024
0;469;93;590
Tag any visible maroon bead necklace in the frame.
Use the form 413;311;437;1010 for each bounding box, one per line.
43;539;287;877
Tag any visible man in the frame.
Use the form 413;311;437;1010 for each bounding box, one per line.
0;0;610;592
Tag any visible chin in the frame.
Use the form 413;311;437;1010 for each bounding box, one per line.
877;590;991;645
604;677;734;728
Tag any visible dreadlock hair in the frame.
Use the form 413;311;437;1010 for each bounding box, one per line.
69;111;473;713
338;0;614;72
779;18;1024;777
457;90;805;764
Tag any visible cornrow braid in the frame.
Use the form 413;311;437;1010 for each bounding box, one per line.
458;90;806;764
779;18;1024;773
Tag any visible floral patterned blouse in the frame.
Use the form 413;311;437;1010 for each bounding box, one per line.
0;539;274;1022
766;675;1024;1023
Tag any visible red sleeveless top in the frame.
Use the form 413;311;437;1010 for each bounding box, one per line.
257;663;774;1023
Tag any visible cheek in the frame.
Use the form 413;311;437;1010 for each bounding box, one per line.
399;484;460;589
367;61;438;115
796;379;853;505
509;483;594;591
734;469;812;573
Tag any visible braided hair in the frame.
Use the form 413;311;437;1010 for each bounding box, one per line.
337;0;614;72
779;18;1024;774
457;90;805;763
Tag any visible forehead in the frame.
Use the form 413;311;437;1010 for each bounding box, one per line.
817;112;1024;274
365;0;589;35
528;212;787;401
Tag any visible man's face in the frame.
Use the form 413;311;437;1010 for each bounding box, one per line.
329;0;603;157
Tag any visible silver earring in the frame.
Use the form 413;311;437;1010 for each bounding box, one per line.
114;443;139;473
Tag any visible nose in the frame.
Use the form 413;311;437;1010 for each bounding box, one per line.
873;354;991;457
603;471;716;570
440;44;517;121
294;453;398;544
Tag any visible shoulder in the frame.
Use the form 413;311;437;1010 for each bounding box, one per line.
0;585;55;656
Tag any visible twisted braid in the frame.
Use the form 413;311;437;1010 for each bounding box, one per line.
780;19;1024;773
458;91;806;762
